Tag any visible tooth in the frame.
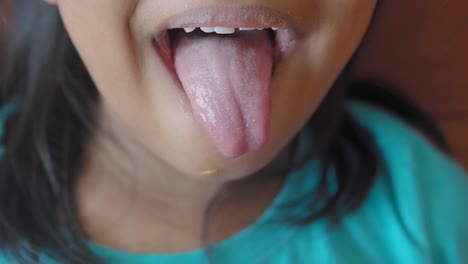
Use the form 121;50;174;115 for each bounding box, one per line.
200;27;215;33
184;27;196;33
239;27;255;31
272;27;279;31
214;27;236;34
256;28;264;30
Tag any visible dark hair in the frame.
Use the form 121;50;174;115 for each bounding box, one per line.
0;1;452;263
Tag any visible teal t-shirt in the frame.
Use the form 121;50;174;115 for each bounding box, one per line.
1;101;467;263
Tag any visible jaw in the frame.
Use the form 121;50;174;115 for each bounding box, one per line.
126;2;376;175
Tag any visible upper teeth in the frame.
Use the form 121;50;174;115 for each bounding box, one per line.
200;27;215;33
213;27;236;34
182;27;279;34
184;27;196;33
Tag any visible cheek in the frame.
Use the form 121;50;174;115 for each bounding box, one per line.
58;0;144;116
57;1;236;178
58;0;180;163
268;0;377;151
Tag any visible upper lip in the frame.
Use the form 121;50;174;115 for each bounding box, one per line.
150;5;300;78
153;5;299;36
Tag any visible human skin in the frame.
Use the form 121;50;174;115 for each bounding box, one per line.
45;0;377;254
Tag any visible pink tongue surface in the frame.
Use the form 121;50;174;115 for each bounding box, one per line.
173;31;273;158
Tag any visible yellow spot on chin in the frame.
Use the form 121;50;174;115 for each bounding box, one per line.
201;169;217;176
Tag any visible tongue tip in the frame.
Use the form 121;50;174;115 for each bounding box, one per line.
221;149;247;159
220;146;259;159
219;136;269;158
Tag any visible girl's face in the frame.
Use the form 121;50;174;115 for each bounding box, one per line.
48;0;377;180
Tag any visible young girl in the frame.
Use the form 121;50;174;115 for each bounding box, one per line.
0;0;467;263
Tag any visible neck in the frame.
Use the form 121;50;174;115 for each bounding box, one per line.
77;106;292;253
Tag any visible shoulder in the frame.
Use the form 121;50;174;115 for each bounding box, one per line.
280;101;467;263
0;251;16;264
347;100;468;262
347;100;466;176
0;255;7;264
347;100;466;181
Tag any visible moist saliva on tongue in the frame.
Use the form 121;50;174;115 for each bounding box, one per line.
172;29;273;158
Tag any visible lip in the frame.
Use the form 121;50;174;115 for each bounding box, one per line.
154;6;299;36
151;6;300;84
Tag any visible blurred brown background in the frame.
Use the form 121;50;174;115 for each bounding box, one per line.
353;0;468;168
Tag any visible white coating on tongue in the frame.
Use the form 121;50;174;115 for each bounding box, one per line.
173;31;273;157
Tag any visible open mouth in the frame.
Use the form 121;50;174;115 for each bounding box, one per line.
151;8;298;158
155;26;296;74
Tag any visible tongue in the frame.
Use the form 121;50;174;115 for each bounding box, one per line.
173;30;273;158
